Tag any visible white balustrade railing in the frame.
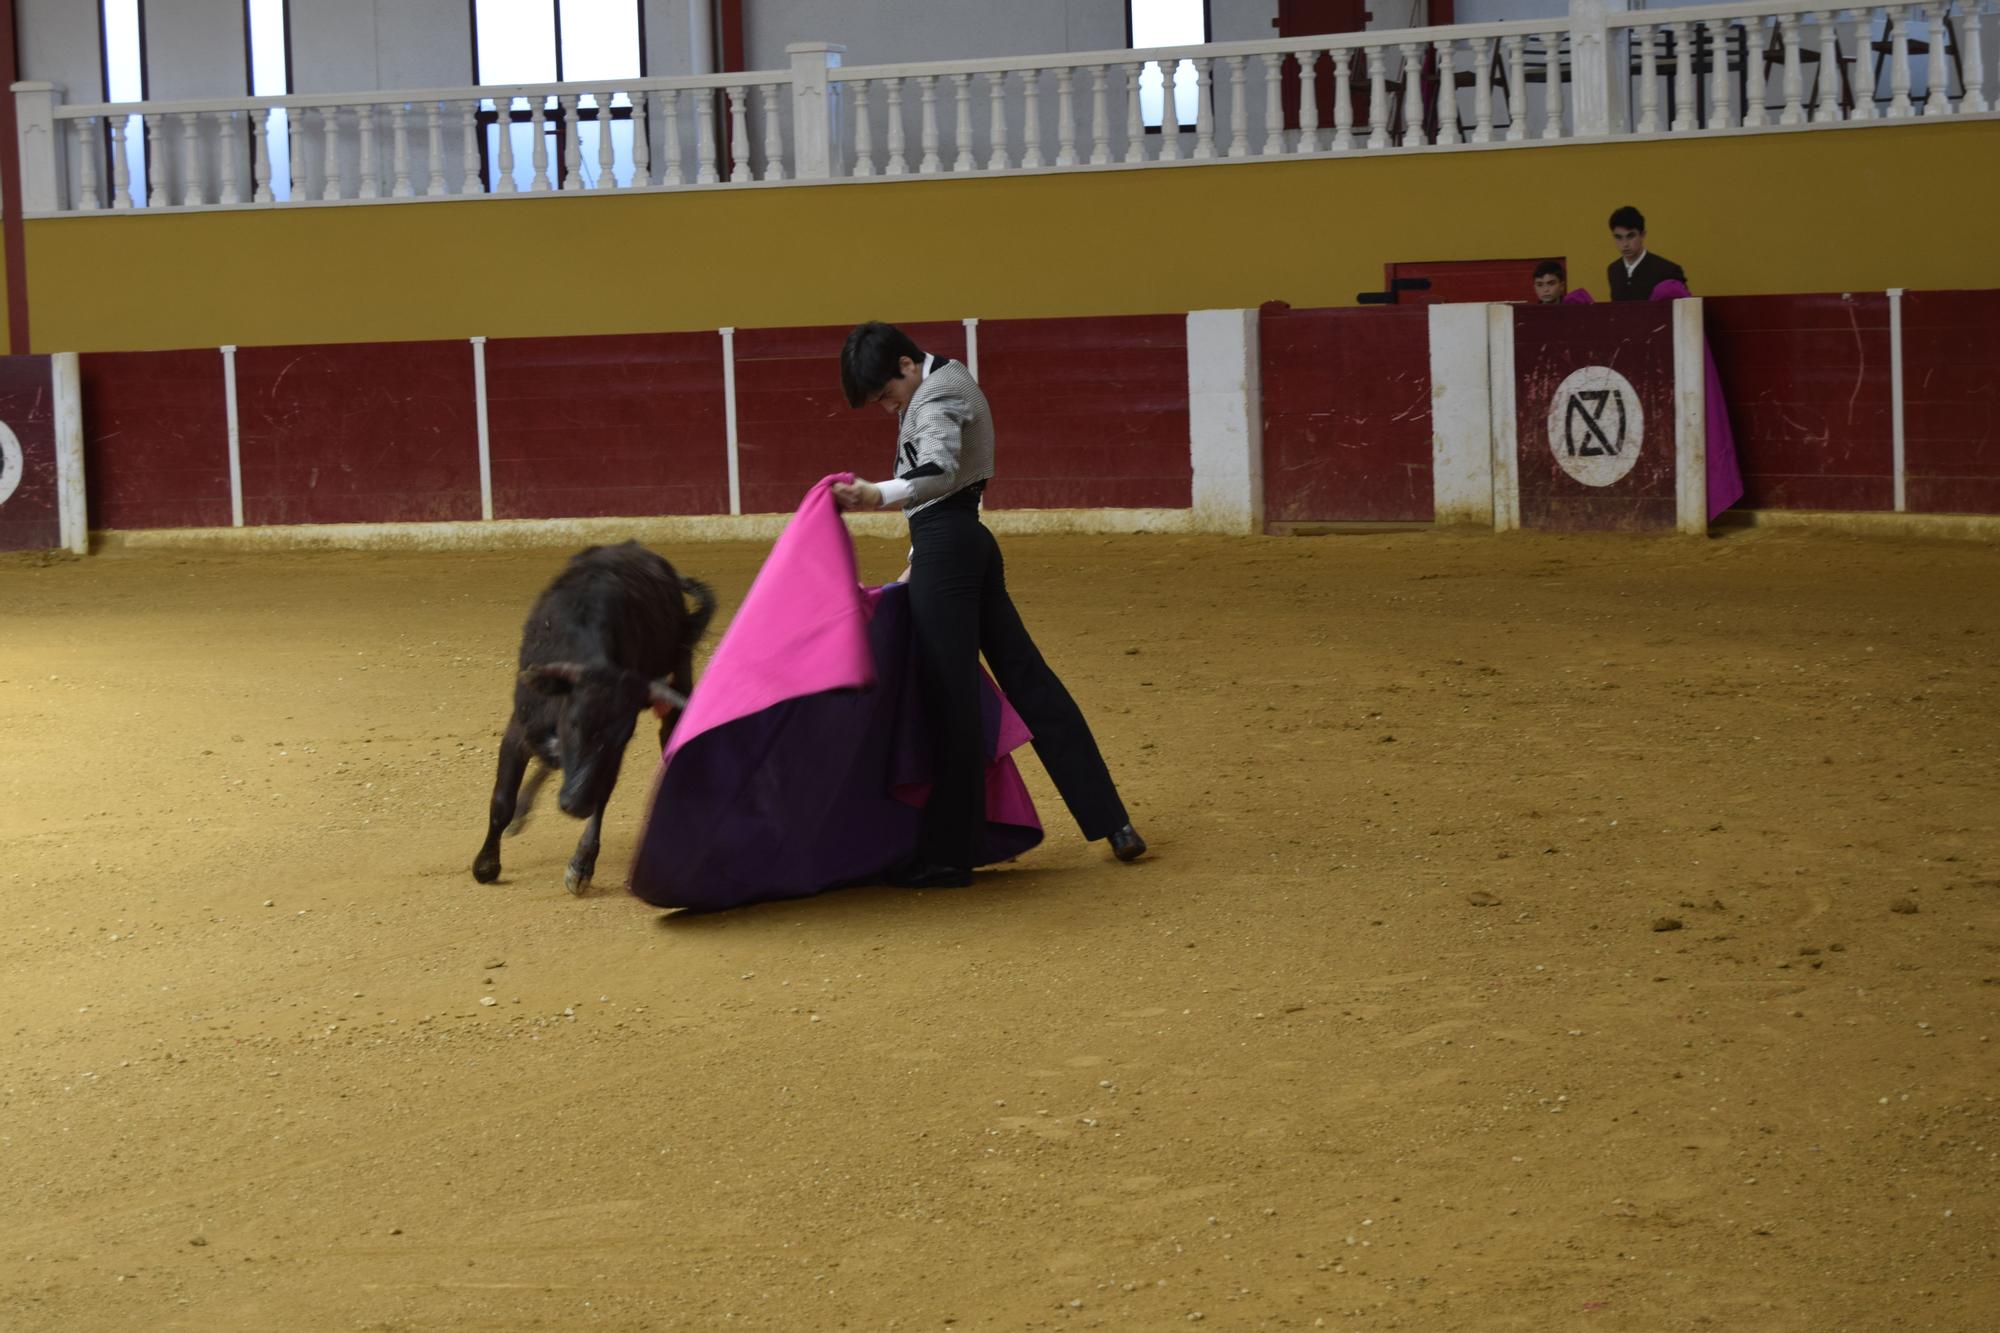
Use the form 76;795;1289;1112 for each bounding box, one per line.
13;0;1994;214
1609;0;1992;134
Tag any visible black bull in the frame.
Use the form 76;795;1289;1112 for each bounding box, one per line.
472;541;716;895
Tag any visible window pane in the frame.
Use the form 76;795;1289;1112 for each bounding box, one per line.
247;0;289;95
102;0;144;101
1129;0;1206;49
477;0;558;84
1130;0;1205;128
560;0;642;81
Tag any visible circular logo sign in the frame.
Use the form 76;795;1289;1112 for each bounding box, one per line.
0;421;22;508
1546;366;1644;487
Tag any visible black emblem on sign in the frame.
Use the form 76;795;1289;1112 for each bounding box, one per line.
1564;389;1627;458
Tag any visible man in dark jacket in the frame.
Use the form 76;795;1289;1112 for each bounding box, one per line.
1606;205;1688;301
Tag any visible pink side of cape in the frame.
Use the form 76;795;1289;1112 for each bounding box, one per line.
663;475;875;766
660;473;1038;829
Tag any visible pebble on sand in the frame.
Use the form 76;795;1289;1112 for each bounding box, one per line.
1889;898;1920;915
1652;917;1684;932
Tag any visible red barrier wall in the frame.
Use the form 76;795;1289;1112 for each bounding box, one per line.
733;321;967;515
235;342;482;526
1260;306;1432;523
0;357;58;551
79;350;232;531
1704;293;1894;511
484;332;728;519
1901;290;2000;516
978;314;1192;510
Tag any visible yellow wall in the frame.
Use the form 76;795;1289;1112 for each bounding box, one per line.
23;119;2000;354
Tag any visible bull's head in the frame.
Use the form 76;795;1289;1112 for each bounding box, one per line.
520;662;685;817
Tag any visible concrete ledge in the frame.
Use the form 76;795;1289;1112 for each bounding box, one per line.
1715;509;2000;543
92;507;1201;554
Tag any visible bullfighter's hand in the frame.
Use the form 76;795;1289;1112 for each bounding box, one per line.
831;480;881;511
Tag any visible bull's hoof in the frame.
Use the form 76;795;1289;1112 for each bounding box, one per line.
473;856;501;884
564;868;591;896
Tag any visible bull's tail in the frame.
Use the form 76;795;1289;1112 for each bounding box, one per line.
681;577;718;644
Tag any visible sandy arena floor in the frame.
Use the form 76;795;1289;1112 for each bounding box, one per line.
2;525;1996;1332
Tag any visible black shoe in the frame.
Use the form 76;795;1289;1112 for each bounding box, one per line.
887;860;974;890
1108;824;1147;863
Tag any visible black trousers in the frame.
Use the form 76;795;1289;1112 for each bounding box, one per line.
906;496;1128;868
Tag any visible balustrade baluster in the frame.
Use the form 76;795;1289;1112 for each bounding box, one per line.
1813;12;1843;122
1021;72;1044;168
600;95;622;185
695;88;719;182
1504;36;1528;141
1923;2;1955;113
459;102;482;194
986;73;1011;170
761;84;787;179
1710;21;1736;128
75;118;102;208
1089;66;1112;164
1229;56;1253;156
318;107;340;200
886;78;909;174
427;102;450;195
494;99;517;192
1298;50;1323;152
952;74;975;171
662;90;685;184
1466;38;1493;143
179;111;202;206
1054;68;1078;166
358;105;381;198
920;75;943;172
850;80;875;176
391;104;414;197
1777;14;1806;124
1848;12;1878;119
1123;62;1146;162
249;111;271;203
148;113;170;206
111;117;133;208
1366;47;1390;148
728;87;752;181
1264;53;1288;153
1670;23;1695;130
1889;5;1915;117
1962;2;1989;113
630;94;651;187
1194;58;1218;158
1330;49;1355;150
1434;40;1460;145
1158;60;1183;159
530;99;551;189
1743;20;1770;126
1541;33;1564;138
1396;44;1424;145
560;95;583;187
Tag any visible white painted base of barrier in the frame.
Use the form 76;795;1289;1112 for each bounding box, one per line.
93;507;1200;554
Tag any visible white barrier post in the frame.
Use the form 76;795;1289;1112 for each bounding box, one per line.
721;327;741;515
471;336;493;521
1888;288;1906;512
1672;296;1708;535
52;352;87;553
1487;303;1519;530
1428;303;1494;525
221;345;244;527
1186;308;1263;535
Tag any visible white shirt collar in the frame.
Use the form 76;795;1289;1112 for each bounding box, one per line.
1624;250;1649;274
922;353;937;379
